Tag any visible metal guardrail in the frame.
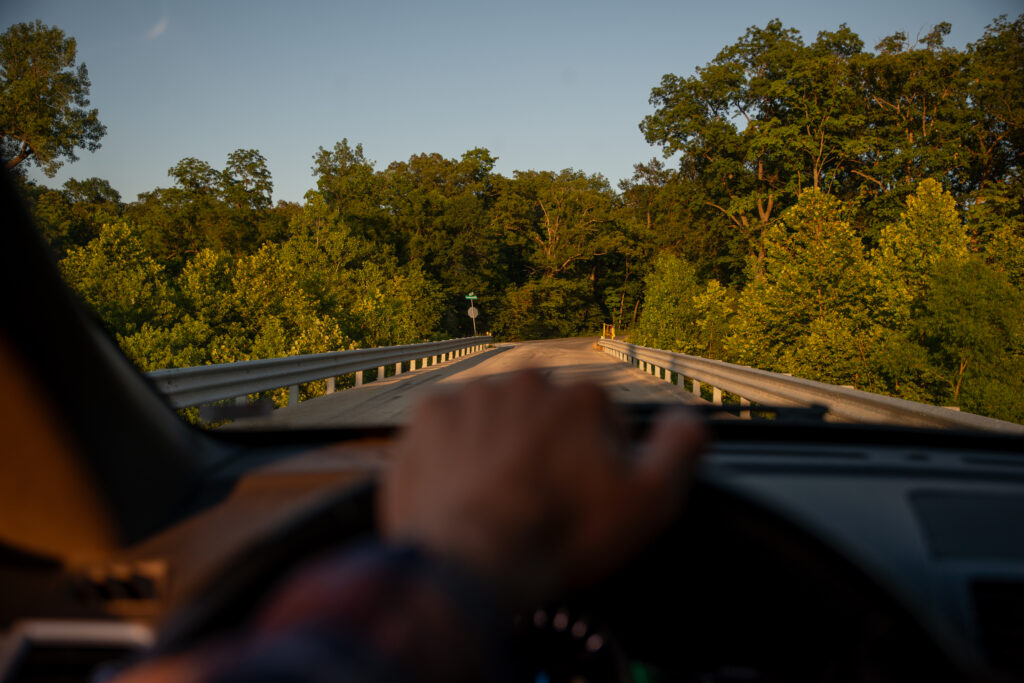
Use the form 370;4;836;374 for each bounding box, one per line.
148;336;492;408
599;339;1024;434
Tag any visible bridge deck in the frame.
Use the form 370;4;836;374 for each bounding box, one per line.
231;337;701;429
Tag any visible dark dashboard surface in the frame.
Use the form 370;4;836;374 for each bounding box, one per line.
3;417;1024;683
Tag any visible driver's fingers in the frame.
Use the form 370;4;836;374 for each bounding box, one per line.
633;410;705;513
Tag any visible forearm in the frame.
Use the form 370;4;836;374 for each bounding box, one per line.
114;543;512;683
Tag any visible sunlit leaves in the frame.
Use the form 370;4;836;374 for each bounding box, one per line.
872;179;970;328
632;254;735;358
60;223;173;335
724;189;872;383
0;21;106;176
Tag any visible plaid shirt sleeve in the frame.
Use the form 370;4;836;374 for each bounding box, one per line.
122;543;514;683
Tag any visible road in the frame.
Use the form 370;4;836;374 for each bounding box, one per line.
231;337;701;429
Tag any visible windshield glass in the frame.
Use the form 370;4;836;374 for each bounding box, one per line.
3;1;1022;430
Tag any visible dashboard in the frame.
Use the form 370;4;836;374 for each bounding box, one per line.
3;421;1023;683
513;424;1024;683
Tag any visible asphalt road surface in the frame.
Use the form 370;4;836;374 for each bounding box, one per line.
231;337;702;429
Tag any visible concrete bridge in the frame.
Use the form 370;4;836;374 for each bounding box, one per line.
146;335;1024;434
227;337;700;429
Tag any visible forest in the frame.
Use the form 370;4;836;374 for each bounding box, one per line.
4;16;1023;422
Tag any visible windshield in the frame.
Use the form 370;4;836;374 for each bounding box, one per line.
3;2;1022;430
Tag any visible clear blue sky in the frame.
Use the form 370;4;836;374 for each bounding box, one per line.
3;0;1020;203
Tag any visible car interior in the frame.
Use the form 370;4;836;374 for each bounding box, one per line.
2;166;1023;683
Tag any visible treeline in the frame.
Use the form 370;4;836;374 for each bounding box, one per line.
634;182;1023;423
12;16;1024;421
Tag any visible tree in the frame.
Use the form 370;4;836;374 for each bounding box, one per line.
632;254;699;351
312;139;391;246
345;260;444;347
492;278;593;340
726;189;874;385
633;253;736;357
492;169;619;279
375;149;507;336
642;20;807;277
871;179;970;329
911;257;1024;421
0;21;106;176
224;148;273;210
129;150;277;261
60;223;173;336
27;176;123;255
613;159;703;328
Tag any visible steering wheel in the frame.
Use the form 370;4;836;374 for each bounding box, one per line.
153;475;975;682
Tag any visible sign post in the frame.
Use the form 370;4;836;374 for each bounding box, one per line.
465;293;479;336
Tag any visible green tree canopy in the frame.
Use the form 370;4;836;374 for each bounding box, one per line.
128;149;279;263
60;223;173;335
871;179;970;328
632;253;734;357
726;189;873;385
0;21;106;176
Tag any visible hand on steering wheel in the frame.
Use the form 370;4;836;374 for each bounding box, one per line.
379;369;706;606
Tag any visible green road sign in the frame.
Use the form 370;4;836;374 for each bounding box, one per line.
465;292;478;300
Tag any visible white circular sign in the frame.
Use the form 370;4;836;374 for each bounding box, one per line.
468;306;479;319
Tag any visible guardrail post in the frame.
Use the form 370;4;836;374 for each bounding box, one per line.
235;395;247;406
665;369;672;383
355;371;363;387
378;365;385;380
692;379;701;399
326;377;335;394
422;357;428;368
433;355;439;365
289;384;299;406
395;362;402;375
411;359;417;371
740;397;750;419
713;387;722;405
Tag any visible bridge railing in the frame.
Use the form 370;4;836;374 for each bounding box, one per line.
148;335;493;409
598;339;1024;434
